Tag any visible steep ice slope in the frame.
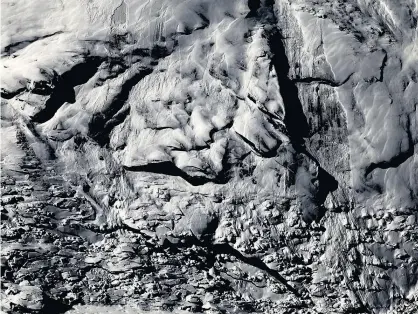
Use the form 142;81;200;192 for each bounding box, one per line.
1;0;417;313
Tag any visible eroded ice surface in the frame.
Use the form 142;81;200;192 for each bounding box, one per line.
1;0;417;313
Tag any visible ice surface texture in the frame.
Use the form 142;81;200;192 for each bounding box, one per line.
1;0;417;313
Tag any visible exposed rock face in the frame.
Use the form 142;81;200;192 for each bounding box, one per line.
1;0;417;313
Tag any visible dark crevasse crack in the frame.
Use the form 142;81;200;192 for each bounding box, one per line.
267;32;339;224
245;94;288;136
123;161;214;186
110;0;127;28
314;167;339;203
2;31;64;56
268;29;310;144
32;57;103;123
234;130;281;158
296;145;339;223
291;74;353;87
196;13;210;29
99;215;302;298
1;87;26;100
246;94;259;105
123;147;243;186
378;51;388;82
211;242;302;297
248;1;334;145
156;232;304;297
208;119;235;141
365;148;414;177
259;3;340;224
302;146;339;192
240;1;341;226
364;122;414;178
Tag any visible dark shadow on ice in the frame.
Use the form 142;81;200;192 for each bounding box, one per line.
32;58;102;123
364;140;414;178
40;294;73;314
268;30;310;144
246;0;261;18
88;67;153;146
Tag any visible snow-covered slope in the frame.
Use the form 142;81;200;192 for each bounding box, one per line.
1;0;417;313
